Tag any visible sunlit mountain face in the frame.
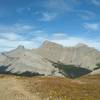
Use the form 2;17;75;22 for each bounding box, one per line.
0;0;100;51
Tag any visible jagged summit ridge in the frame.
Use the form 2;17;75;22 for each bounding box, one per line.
16;45;25;50
37;40;100;70
75;43;88;47
40;40;63;48
41;41;89;48
0;40;100;76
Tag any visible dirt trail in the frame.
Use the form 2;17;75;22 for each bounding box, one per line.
0;76;41;100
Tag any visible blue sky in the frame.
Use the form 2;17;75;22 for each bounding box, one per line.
0;0;100;51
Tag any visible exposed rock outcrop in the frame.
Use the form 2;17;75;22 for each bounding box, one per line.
0;40;100;77
37;41;100;70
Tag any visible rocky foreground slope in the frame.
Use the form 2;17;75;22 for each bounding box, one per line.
0;40;100;77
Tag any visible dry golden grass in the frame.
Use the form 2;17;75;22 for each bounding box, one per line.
0;74;41;100
0;74;100;100
19;75;100;100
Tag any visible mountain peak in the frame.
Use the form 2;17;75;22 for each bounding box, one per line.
16;45;25;50
42;40;52;45
40;40;63;48
75;43;88;47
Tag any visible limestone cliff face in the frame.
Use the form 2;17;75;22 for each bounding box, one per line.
37;41;100;70
0;45;62;76
0;40;100;76
37;40;63;62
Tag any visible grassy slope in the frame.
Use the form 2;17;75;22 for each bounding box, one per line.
0;75;41;100
0;74;100;100
19;75;100;100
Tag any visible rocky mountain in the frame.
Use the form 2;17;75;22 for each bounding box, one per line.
37;41;100;70
37;40;63;62
0;40;100;77
90;69;100;75
0;45;62;76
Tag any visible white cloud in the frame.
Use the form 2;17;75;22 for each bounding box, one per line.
45;0;71;12
0;24;45;51
0;24;34;33
50;36;100;50
53;33;67;37
44;0;80;13
0;24;100;51
36;0;80;22
83;23;99;31
75;10;95;20
51;37;86;47
91;0;100;6
0;32;24;41
34;0;82;22
39;12;57;21
51;33;68;40
0;31;100;51
0;39;36;51
16;7;32;14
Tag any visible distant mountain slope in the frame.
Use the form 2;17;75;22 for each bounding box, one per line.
90;63;100;75
0;40;100;77
49;61;91;78
0;45;62;76
37;41;100;70
37;40;63;62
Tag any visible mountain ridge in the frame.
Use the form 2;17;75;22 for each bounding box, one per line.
0;40;100;77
